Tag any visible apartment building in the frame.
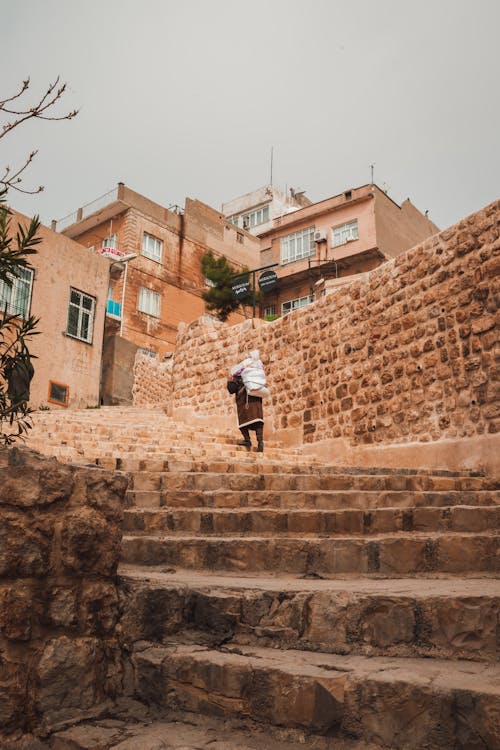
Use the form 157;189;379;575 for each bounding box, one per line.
222;184;311;236
257;184;439;319
53;183;260;402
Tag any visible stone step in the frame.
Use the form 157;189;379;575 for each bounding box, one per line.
123;504;500;536
129;470;497;493
132;643;500;749
125;487;499;510
119;568;500;662
121;531;498;575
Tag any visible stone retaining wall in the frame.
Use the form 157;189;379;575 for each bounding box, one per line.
133;200;499;472
133;351;173;407
0;447;128;741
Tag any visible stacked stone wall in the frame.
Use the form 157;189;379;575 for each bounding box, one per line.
0;447;128;741
133;200;499;469
133;351;174;407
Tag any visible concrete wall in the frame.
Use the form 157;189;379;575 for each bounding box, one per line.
374;188;439;259
9;211;110;410
133;199;500;474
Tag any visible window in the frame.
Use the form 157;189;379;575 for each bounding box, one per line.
236;232;244;244
142;232;162;262
138;287;161;317
241;205;269;229
229;216;239;227
101;234;117;249
280;227;315;265
48;381;69;407
264;304;276;318
0;266;33;318
67;289;95;343
281;294;314;315
332;220;358;248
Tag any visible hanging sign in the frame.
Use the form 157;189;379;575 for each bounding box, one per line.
232;279;251;300
258;269;278;293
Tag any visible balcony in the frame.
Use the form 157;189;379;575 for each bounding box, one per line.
106;299;122;319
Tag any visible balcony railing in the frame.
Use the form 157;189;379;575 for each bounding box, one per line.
56;186;120;232
106;299;122;318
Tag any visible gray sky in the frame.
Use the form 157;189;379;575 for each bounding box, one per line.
3;0;499;230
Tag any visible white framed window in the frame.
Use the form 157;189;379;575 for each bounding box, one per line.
264;304;276;317
332;220;358;247
280;227;315;265
142;232;162;262
101;234;117;249
67;288;95;343
242;205;269;229
0;266;34;318
281;294;314;315
229;216;239;227
138;287;161;317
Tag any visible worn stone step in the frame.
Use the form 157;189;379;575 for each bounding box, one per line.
132;643;500;749
124;487;499;510
119;568;500;662
121;531;498;575
155;471;495;493
122;504;500;537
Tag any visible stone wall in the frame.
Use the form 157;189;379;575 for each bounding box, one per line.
133;350;173;407
0;446;128;741
134;200;499;473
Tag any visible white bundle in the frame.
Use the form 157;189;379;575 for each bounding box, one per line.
231;349;270;398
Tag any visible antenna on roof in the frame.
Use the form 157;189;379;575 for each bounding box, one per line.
370;163;375;185
270;146;274;186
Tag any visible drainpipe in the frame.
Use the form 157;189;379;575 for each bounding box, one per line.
120;261;128;338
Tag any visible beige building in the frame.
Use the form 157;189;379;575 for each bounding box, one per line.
2;210;111;409
258;184;439;318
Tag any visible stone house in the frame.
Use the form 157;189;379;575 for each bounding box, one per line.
1;209;110;409
257;184;439;318
52;183;261;403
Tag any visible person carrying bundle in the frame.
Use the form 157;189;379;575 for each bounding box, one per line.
227;350;268;452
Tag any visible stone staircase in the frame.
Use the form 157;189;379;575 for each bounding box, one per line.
25;407;500;749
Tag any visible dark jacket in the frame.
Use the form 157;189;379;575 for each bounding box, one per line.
227;377;263;428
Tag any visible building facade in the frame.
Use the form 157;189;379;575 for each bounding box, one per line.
2;209;110;410
221;184;311;236
54;183;261;402
257;184;439;319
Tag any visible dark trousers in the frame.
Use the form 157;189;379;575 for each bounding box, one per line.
240;423;263;443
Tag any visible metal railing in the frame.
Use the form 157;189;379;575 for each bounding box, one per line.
56;186;120;232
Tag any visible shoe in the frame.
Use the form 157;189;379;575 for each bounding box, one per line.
238;440;251;451
257;441;264;452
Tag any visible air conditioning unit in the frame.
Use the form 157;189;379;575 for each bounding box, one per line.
314;231;327;243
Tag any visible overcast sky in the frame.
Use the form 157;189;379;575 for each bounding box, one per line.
3;0;499;231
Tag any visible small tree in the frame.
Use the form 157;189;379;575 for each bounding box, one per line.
0;77;77;444
0;190;40;444
201;251;250;322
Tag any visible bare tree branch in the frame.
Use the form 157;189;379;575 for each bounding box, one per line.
0;76;79;193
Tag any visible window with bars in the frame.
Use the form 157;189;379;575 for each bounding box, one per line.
66;288;95;343
138;287;161;317
280;227;316;265
0;267;33;318
331;220;358;247
142;232;163;262
281;294;314;315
